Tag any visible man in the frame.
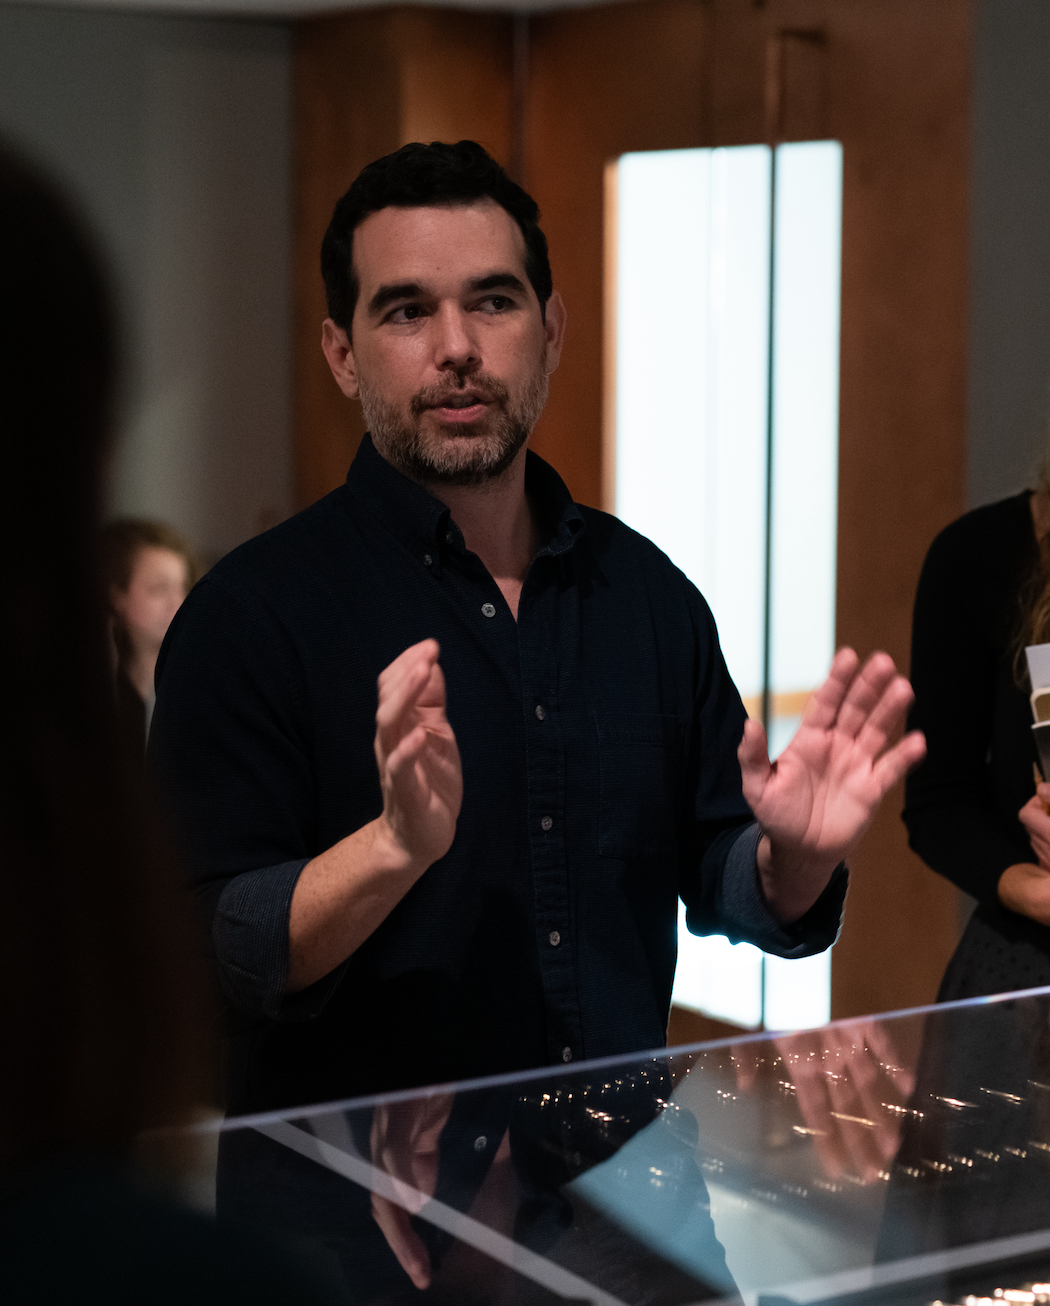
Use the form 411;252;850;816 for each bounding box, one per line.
151;139;922;1284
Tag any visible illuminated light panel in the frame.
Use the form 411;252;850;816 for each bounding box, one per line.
613;141;842;1032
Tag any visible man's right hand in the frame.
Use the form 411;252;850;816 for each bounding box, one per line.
374;639;462;869
287;639;462;992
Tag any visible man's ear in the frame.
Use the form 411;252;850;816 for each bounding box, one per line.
321;318;360;400
542;292;567;375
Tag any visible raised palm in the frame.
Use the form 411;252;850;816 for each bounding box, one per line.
375;638;463;868
739;649;926;910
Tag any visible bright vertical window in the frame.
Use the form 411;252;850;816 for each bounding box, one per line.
768;142;843;761
612;141;842;1032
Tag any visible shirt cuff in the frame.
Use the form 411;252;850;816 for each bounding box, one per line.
213;860;348;1022
716;821;847;958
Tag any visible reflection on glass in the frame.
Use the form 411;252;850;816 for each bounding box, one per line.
187;986;1050;1305
613;142;842;1032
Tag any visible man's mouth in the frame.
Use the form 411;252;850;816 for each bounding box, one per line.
429;392;492;423
443;395;482;408
411;373;511;426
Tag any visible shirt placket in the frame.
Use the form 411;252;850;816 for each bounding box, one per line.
518;564;584;1066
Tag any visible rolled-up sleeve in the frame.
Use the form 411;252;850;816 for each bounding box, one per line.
151;574;339;1023
676;588;846;958
714;821;847;956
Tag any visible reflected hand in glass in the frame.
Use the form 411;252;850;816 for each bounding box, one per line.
369;1092;454;1289
734;1021;916;1183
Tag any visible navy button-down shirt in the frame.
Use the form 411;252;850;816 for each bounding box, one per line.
152;436;845;1115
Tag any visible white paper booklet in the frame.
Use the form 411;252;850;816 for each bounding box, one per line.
1025;642;1050;779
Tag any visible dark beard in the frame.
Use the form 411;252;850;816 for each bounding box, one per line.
360;364;549;488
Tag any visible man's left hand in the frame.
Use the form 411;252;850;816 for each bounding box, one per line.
738;648;926;924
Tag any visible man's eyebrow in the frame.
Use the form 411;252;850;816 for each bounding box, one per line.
468;272;529;296
366;272;529;318
367;282;427;317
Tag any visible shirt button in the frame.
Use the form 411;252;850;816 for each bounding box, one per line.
481;602;496;618
446;532;454;545
540;815;553;831
562;1047;573;1063
474;1135;488;1151
423;553;433;566
534;704;546;721
549;930;561;947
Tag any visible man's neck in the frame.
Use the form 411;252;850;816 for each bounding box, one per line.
426;449;539;621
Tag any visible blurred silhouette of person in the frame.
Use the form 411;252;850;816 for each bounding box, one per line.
0;143;341;1303
99;518;199;754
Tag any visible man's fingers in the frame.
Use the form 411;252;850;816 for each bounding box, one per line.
377;642;440;720
802;647;861;731
376;650;436;740
870;729;927;797
385;724;430;792
375;640;444;758
415;658;449;712
377;638;441;699
832;651;899;740
371;1194;432;1290
737;717;772;807
385;724;462;815
853;674;916;760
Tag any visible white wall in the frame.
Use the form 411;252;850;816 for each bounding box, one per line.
969;0;1050;507
0;3;291;562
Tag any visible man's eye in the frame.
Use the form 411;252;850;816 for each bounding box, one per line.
482;296;512;313
390;304;424;323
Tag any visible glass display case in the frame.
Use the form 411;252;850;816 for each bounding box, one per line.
191;986;1050;1305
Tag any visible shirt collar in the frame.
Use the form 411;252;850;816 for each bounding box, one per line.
344;432;586;558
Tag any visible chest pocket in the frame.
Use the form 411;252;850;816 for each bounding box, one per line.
595;711;686;860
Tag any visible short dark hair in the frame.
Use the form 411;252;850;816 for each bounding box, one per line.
321;140;553;332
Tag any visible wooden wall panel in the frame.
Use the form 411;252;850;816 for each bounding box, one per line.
525;0;707;508
292;7;512;510
395;8;513;153
293;11;400;510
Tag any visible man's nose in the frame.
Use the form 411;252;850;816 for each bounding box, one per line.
432;304;479;371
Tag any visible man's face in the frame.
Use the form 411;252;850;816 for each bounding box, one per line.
322;201;564;487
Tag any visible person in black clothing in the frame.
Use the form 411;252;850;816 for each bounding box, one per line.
880;499;1050;1264
0;142;340;1304
905;485;1050;999
151;139;925;1295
